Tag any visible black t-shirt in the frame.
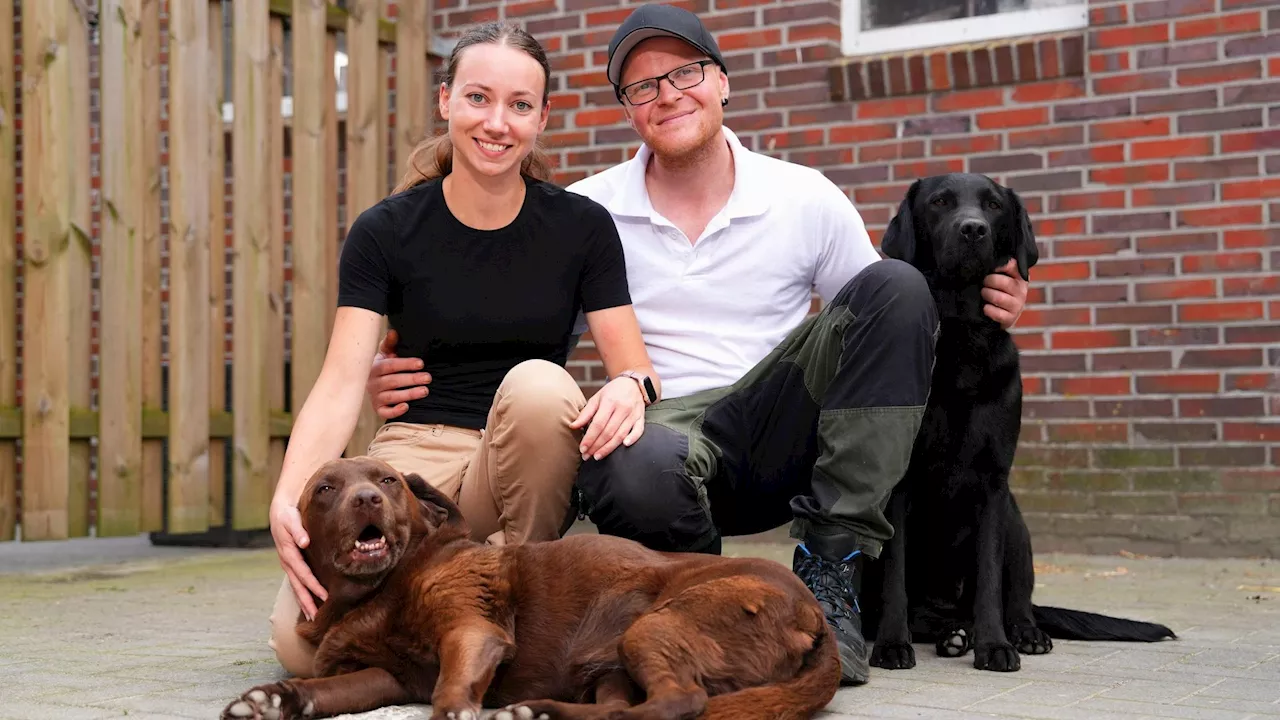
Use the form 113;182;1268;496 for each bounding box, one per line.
337;175;631;429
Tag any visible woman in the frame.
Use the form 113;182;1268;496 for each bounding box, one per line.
267;21;660;676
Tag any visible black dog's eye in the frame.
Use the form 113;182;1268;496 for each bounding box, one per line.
932;196;948;207
986;200;1001;210
381;476;397;484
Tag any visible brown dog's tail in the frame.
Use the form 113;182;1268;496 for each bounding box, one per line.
699;610;841;720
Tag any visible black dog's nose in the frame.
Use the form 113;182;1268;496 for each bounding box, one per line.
352;488;383;508
960;219;988;239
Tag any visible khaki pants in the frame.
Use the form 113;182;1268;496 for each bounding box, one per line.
268;359;587;677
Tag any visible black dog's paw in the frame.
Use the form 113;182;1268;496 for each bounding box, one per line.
973;642;1020;672
871;639;916;670
935;627;972;658
1009;624;1052;655
222;683;313;720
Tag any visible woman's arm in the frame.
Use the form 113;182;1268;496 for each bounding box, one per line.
269;305;385;619
570;304;660;461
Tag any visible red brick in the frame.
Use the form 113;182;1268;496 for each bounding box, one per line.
1225;374;1277;391
1052;330;1132;350
1090;117;1171;141
828;123;898;144
1133;0;1216;21
1009;125;1085;149
931;134;1003;156
759;129;825;149
1178;204;1265;227
1052;190;1127;213
1175;157;1262;181
1092;23;1171;49
1224;230;1280;248
1271;57;1280;76
1016;308;1092;327
1091;164;1171;185
717;29;782;51
1054;376;1133;396
1223;179;1280;200
1132;184;1216;206
1180;397;1266;417
1097;307;1174;325
1013;333;1046;351
932;88;1005;112
1090;4;1129;25
976;107;1049;129
1135;279;1217;300
1023;377;1045;396
1182;252;1264;273
1223;422;1280;442
1048;144;1126;166
1221;130;1280;153
1174;11;1262;39
1047;423;1130;443
1179;301;1266;323
858;140;926;163
1178;60;1264;86
787;23;840;43
1091;51;1132;74
1094;71;1172;95
1012;80;1087;104
1033;261;1092;282
1036;217;1087;236
1131;136;1215;160
856;96;928;119
892;159;965;181
574;108;626;127
1224;275;1280;295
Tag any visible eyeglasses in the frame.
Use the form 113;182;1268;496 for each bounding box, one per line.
618;60;717;106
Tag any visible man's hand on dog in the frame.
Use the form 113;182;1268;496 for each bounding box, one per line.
982;258;1028;329
270;497;328;620
368;329;430;420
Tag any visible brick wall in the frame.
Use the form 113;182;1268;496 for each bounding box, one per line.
429;0;1280;558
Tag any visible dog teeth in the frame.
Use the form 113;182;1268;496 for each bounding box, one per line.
353;537;388;552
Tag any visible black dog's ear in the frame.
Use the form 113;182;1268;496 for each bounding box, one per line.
1007;188;1040;282
403;472;466;534
880;180;921;267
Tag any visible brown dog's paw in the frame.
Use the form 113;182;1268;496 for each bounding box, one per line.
1008;624;1052;655
429;709;483;720
973;642;1020;672
870;640;916;670
221;684;314;720
493;703;552;720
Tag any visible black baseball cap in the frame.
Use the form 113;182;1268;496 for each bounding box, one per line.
606;4;728;91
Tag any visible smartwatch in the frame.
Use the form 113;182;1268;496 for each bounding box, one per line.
616;370;658;406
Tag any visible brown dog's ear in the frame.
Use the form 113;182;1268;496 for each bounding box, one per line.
880;179;922;268
1006;188;1040;282
403;472;467;534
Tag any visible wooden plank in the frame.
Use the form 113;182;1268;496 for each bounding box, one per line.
0;0;16;540
267;0;397;45
233;0;273;530
290;0;330;416
344;0;385;459
395;0;430;183
19;0;75;540
167;0;212;533
97;0;147;537
268;16;286;497
207;0;227;527
325;32;339;334
140;0;164;532
67;5;92;538
0;407;294;440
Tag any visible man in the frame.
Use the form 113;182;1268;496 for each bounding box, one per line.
364;4;1029;684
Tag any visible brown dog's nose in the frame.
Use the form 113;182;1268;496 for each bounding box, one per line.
960;219;988;239
352;488;383;508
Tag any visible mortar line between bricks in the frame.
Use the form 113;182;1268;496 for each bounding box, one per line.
1176;676;1229;707
956;679;1036;710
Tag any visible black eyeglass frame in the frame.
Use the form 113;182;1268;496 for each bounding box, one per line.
616;59;719;106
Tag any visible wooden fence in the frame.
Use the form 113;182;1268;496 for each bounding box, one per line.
0;0;436;542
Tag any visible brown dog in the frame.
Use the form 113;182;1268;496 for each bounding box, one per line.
222;457;839;720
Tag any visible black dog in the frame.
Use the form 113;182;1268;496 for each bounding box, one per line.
864;173;1175;673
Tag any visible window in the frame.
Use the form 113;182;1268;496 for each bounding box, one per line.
841;0;1087;56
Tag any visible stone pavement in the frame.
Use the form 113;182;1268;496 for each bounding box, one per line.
2;527;1279;720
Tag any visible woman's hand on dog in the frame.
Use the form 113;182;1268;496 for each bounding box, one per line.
271;497;328;620
982;258;1029;329
570;377;646;462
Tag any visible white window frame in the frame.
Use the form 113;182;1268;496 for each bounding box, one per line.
840;0;1088;57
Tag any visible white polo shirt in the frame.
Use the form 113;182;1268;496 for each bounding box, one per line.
567;126;883;400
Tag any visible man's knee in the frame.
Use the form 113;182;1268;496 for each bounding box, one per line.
576;426;715;551
836;259;933;316
267;578;317;678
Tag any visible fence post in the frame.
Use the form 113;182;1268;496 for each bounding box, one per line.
98;0;148;536
168;0;213;533
0;0;17;541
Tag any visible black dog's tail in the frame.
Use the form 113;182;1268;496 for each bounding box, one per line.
1032;605;1176;642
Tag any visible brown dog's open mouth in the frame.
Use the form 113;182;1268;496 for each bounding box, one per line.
351;524;389;561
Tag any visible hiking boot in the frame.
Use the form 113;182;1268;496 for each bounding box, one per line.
793;542;870;685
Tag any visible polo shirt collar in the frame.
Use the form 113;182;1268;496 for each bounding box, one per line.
606;125;771;223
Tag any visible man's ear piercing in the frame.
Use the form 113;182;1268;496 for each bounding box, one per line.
721;97;728;107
